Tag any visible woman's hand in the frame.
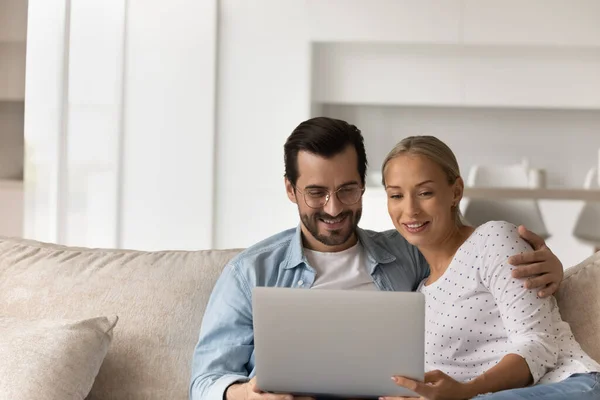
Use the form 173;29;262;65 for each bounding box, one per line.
381;370;474;400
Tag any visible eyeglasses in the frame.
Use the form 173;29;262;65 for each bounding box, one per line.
294;184;365;209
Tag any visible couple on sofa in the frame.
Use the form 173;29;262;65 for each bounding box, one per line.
190;117;600;400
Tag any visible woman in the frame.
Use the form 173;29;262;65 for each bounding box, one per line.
379;136;600;400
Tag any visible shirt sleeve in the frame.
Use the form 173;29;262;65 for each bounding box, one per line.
478;221;559;384
189;261;254;400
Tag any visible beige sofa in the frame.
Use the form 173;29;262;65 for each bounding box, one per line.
0;236;599;400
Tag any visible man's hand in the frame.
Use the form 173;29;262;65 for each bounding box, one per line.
380;370;472;400
225;377;315;400
508;225;563;298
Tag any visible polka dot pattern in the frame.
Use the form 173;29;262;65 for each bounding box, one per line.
418;221;600;384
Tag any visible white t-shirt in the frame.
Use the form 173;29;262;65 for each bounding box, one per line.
304;242;377;290
418;221;600;385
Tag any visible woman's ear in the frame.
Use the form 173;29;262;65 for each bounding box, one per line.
453;176;465;206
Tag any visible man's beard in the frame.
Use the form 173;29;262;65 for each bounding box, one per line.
300;208;362;247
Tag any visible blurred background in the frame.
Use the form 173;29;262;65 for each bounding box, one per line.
1;0;599;268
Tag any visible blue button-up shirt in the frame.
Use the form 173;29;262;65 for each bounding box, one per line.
189;226;429;400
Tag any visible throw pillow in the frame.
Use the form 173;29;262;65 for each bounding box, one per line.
0;315;118;400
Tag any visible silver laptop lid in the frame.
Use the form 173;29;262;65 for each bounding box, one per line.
253;287;425;398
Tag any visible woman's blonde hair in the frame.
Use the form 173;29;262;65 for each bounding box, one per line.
381;135;464;227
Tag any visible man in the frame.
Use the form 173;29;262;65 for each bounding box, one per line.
189;117;563;400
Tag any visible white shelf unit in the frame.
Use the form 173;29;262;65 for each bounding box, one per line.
312;43;600;110
0;0;27;237
307;0;600;47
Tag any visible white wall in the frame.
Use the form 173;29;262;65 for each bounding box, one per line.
214;0;311;248
121;0;217;250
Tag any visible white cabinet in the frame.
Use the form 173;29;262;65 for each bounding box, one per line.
461;46;600;109
460;0;600;108
309;0;600;47
308;0;461;43
311;0;600;110
463;0;600;47
313;43;600;110
312;43;463;106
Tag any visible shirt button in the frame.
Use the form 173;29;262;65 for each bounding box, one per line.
298;280;304;286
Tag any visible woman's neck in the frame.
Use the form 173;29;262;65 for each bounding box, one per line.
419;225;474;282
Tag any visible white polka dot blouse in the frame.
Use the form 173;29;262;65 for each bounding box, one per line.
417;221;600;384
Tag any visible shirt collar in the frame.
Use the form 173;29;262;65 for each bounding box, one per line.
356;227;397;274
280;225;306;270
280;225;397;274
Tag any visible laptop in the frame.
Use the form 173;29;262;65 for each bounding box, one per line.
252;287;425;399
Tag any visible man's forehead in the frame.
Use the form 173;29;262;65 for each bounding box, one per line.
296;147;357;165
296;150;360;187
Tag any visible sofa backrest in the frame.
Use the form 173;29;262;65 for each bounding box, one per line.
555;250;600;363
0;237;242;400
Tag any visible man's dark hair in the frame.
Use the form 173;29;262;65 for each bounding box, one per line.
284;117;368;187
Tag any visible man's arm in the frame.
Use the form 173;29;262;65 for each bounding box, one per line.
509;225;564;297
189;262;311;400
189;262;254;400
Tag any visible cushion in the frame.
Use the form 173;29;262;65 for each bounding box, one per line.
0;315;117;400
556;251;600;363
0;236;242;400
